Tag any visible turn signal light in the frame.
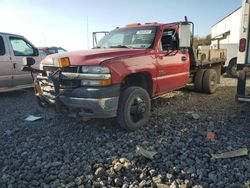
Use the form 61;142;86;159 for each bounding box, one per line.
59;57;70;68
100;79;111;86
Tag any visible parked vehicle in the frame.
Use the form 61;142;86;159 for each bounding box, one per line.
236;0;250;102
38;47;67;58
211;7;241;77
23;19;226;130
0;32;41;92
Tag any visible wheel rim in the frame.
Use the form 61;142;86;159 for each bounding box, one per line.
129;96;146;123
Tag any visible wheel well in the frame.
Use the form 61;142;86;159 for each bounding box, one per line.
122;72;153;97
229;57;237;65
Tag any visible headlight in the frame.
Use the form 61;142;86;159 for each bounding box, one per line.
80;66;111;86
81;66;110;74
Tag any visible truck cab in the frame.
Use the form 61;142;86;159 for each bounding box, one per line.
0;32;41;92
24;20;225;130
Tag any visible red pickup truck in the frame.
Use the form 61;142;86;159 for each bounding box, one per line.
23;20;226;130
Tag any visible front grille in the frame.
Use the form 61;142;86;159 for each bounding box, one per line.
42;66;81;88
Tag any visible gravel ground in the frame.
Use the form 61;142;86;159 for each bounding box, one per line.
0;77;249;188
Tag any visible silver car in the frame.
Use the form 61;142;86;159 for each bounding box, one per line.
0;32;42;92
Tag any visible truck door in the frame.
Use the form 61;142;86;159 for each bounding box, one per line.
0;35;13;89
8;36;35;87
156;28;190;94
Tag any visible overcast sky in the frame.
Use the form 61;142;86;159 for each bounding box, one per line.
0;0;242;51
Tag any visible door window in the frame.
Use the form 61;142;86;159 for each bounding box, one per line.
160;29;179;51
0;36;5;56
9;37;34;56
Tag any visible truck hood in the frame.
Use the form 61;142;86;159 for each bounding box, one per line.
41;49;147;66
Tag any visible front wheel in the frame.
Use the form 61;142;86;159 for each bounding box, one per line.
117;86;151;131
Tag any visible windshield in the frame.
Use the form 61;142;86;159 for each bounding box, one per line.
96;26;157;49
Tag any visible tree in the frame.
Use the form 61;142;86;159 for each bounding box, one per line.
193;34;211;47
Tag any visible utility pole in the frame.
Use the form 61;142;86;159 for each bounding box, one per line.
86;16;89;49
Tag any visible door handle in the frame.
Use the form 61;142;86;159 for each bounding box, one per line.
181;56;187;62
13;63;17;69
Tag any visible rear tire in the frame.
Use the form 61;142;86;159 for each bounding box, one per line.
203;69;218;94
117;86;151;131
226;58;237;78
194;69;206;92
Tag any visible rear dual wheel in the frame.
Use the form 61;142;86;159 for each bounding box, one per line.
194;69;218;94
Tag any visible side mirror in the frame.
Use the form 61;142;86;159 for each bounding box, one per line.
33;48;39;56
179;24;191;48
23;57;36;67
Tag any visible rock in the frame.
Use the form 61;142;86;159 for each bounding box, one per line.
42;184;50;188
149;169;157;177
139;180;146;187
75;176;84;185
139;173;146;180
44;175;57;184
5;130;12;136
30;180;40;186
192;185;203;188
208;172;217;182
156;184;170;188
153;175;162;184
191;113;200;120
114;177;123;186
170;181;177;188
65;181;75;188
119;158;129;164
50;161;62;167
166;173;173;180
122;183;129;188
2;174;9;182
114;162;124;172
94;167;105;178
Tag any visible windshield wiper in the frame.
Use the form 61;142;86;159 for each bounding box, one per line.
109;45;129;48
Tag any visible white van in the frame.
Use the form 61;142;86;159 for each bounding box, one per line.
236;0;250;102
0;32;42;92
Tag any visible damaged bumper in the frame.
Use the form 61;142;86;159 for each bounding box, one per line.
58;85;120;118
36;73;120;118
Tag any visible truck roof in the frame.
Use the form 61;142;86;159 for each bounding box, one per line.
212;6;241;27
0;32;24;38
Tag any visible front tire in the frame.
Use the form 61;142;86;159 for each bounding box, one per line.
117;86;151;131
